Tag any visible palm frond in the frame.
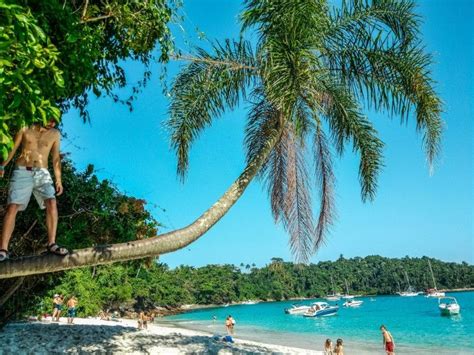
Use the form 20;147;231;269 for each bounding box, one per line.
327;0;420;47
313;126;336;252
280;127;315;263
313;80;384;201
168;39;256;179
322;0;442;168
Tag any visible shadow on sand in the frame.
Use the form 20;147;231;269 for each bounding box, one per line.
0;322;285;354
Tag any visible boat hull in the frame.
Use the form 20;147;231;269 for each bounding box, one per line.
284;306;310;315
439;304;460;316
303;306;339;317
343;300;363;308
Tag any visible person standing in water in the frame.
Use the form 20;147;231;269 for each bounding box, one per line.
381;325;395;354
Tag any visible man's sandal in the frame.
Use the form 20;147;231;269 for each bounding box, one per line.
46;243;69;256
0;249;10;262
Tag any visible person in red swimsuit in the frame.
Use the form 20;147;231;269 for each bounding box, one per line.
380;325;395;354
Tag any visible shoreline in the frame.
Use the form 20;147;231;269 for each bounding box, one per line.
0;317;322;354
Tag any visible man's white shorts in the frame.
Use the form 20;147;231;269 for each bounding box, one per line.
7;167;56;211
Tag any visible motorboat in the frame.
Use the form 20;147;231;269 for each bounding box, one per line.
343;299;363;308
425;260;445;297
303;302;339;317
284;304;312;315
438;297;461;316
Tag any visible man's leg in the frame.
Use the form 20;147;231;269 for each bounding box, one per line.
0;204;20;252
44;198;58;246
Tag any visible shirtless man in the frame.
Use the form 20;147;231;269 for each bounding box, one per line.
67;296;78;324
0;120;68;261
380;325;395;354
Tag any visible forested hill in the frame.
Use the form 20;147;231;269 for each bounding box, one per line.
22;256;473;316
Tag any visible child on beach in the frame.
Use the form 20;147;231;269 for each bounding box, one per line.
324;338;333;354
334;339;344;355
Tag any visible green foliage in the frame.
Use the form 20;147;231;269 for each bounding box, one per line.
0;0;175;159
168;0;443;262
0;2;64;157
4;254;472;319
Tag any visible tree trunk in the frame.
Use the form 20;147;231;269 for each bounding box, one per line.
0;130;281;279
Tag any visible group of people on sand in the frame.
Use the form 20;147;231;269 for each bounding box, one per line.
51;294;78;324
324;338;344;355
137;310;154;330
323;325;395;355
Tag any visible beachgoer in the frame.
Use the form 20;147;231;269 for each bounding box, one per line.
0;121;68;262
381;325;395;354
334;338;344;355
324;338;333;355
138;311;147;330
53;294;64;322
67;296;78;324
212;315;217;323
225;316;233;335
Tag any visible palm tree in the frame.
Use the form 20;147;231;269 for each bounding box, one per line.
0;0;441;279
168;0;441;259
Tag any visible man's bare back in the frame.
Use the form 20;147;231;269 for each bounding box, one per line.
16;124;60;169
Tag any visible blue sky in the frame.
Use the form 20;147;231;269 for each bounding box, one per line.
61;0;473;267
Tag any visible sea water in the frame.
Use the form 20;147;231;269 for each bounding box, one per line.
160;291;474;354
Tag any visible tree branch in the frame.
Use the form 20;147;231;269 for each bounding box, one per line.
81;0;89;19
80;13;114;24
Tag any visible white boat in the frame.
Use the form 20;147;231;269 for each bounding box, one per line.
425;260;445;298
325;276;341;301
438;297;460;316
398;271;420;297
343;299;363;308
284;304;312;315
303;302;339;317
426;289;446;298
398;291;421;297
342;279;355;299
241;300;258;305
325;294;341;301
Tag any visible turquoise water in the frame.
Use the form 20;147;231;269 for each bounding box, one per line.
161;292;474;354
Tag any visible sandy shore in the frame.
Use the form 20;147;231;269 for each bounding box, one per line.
0;317;322;354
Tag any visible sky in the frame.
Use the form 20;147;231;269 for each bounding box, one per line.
61;0;473;268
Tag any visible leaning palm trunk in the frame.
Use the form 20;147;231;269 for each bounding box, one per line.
0;129;281;280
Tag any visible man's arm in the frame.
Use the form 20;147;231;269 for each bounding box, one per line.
51;131;63;195
0;128;25;177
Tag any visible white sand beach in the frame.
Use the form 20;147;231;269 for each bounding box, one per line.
0;317;322;354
